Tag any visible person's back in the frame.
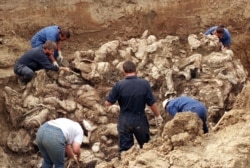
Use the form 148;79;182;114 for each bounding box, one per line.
31;25;59;48
48;118;83;144
116;76;154;116
167;96;205;115
165;96;208;133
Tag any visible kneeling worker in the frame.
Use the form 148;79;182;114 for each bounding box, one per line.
14;40;70;85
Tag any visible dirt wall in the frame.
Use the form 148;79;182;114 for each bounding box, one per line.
1;0;250;69
1;0;250;167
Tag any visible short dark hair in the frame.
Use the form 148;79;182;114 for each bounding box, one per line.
43;40;57;50
59;29;70;39
216;25;225;34
123;60;136;73
76;120;88;136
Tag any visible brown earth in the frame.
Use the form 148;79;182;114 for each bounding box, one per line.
1;0;250;167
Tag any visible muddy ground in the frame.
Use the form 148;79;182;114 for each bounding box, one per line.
0;0;250;167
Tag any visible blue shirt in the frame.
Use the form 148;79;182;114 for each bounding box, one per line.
106;75;156;116
204;26;231;47
15;46;59;72
31;26;60;48
166;96;207;117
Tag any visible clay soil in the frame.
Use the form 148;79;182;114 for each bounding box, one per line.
1;0;250;167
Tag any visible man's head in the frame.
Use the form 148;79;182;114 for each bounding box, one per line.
215;25;225;39
123;60;136;74
59;28;70;41
43;40;57;55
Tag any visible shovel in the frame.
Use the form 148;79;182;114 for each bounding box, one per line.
212;111;228;131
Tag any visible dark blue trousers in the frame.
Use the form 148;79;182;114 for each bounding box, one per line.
117;114;150;152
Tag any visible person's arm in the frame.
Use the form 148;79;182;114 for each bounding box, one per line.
72;142;81;157
204;26;216;35
45;29;62;63
57;41;62;51
65;142;81;159
65;144;75;159
48;54;57;66
40;57;70;72
150;103;163;126
221;37;231;50
105;84;118;106
105;100;112;106
37;52;59;71
48;54;56;62
144;80;163;126
150;103;160;117
56;41;64;62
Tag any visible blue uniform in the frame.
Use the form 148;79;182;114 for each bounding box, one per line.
31;26;60;58
106;75;156;152
165;96;208;133
14;46;59;83
205;26;231;48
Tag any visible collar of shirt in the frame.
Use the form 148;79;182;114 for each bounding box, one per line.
125;75;137;79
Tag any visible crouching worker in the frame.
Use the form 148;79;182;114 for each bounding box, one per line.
162;96;208;133
36;118;84;168
204;25;231;50
14;40;70;85
31;25;70;66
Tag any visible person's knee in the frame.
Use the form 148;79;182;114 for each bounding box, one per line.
13;67;18;75
14;64;23;75
27;71;35;78
23;71;34;82
19;71;34;84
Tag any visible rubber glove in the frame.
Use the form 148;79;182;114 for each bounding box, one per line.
53;61;59;67
155;115;163;126
57;51;64;63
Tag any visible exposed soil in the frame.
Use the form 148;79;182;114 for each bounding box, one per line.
1;0;250;167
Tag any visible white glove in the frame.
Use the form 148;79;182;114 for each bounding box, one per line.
53;61;59;67
57;51;64;63
155;115;163;127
